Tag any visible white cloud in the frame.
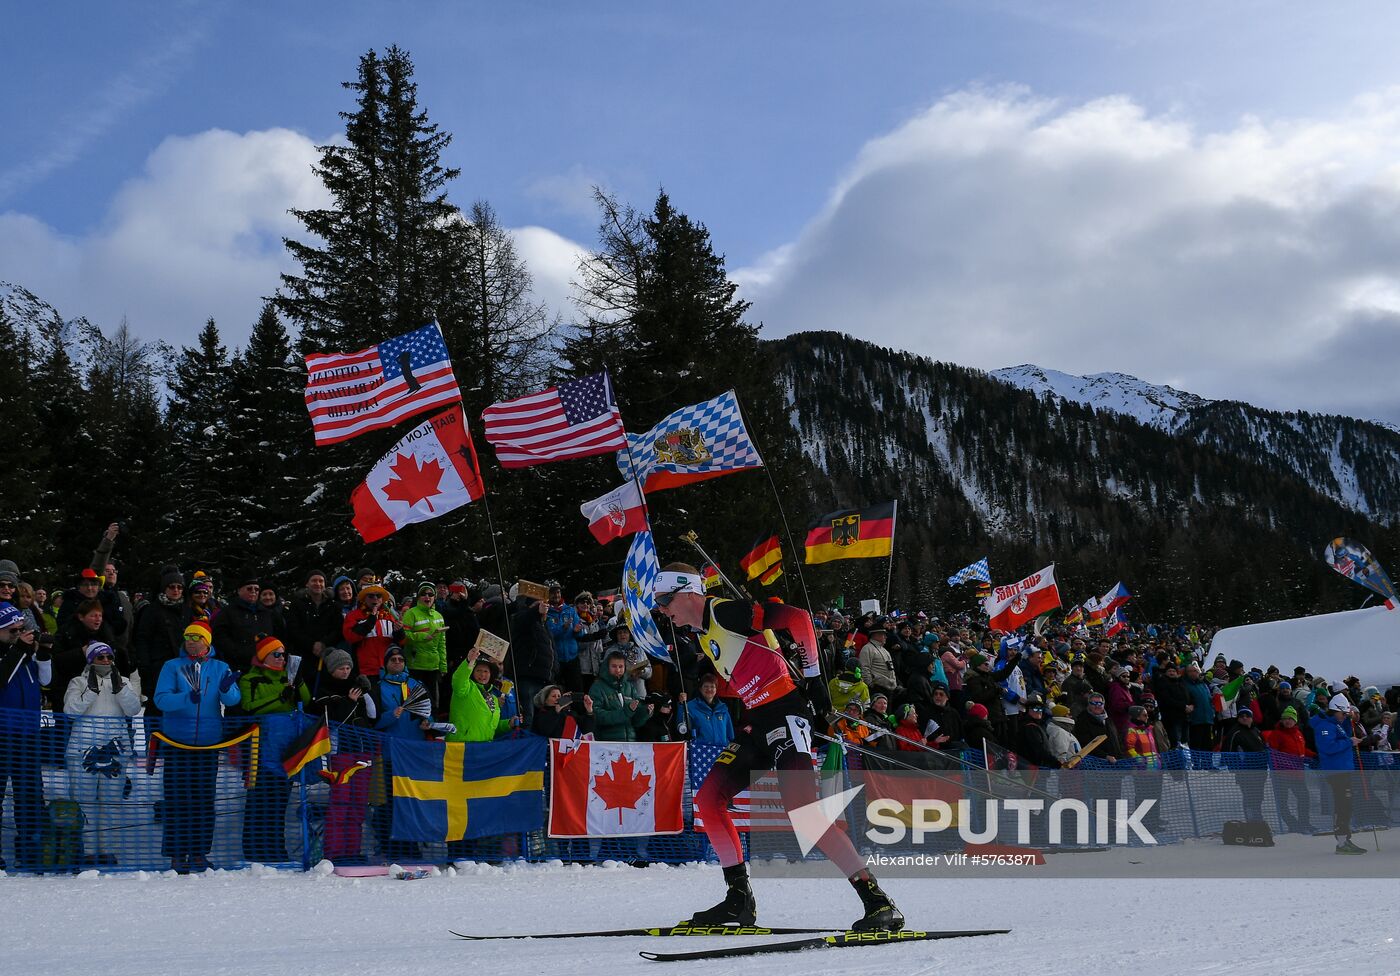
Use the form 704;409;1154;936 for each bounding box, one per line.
0;127;591;351
524;165;607;220
0;127;328;347
739;86;1400;424
508;225;589;325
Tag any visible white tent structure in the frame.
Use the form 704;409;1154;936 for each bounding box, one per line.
1211;605;1400;687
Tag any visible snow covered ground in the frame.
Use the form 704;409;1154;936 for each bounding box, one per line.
2;837;1396;976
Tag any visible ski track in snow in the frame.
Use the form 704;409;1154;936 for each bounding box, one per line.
0;855;1394;976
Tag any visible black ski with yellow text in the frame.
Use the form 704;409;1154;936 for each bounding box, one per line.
638;928;1011;961
450;924;841;940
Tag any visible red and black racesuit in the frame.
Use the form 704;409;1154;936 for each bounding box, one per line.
691;598;867;877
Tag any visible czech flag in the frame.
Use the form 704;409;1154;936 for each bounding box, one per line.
1097;582;1132;617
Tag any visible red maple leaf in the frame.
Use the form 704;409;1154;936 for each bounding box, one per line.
382;453;445;509
592;753;651;824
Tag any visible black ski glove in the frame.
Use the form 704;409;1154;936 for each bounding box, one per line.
88;669;101;693
110;671;124;694
352;617;374;635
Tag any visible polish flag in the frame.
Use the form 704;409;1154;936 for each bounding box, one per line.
579;481;648;545
350;405;484;544
548;740;686;837
984;564;1061;632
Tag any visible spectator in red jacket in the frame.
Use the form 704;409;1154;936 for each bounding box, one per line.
342;584;404;677
1262;705;1314;833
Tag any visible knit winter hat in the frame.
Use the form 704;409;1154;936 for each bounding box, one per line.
1280;706;1299;722
967;703;989;720
159;565;184;589
323;649;353;674
416;580;436;597
533;683;563;707
970;653;988;668
383;644;406;665
0;604;22;630
85;641;116;663
183;620;213;645
306;568;328;584
253;635;286;668
0;559;19;587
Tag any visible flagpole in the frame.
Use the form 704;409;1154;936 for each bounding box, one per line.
610;377;690;732
464;411;521;701
729;389;837;691
883;499;898;611
729;390;816;621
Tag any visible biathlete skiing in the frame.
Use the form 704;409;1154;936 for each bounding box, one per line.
653;563;904;932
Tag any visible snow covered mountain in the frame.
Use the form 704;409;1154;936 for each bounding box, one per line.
989;364;1400;523
989;365;1209;432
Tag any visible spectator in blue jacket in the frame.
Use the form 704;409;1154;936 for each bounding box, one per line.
545;583;584;693
0;604;49;870
1184;664;1216;751
375;645;430;740
686;672;735;746
373;645;429;862
1311;694;1366;855
153;619;241;873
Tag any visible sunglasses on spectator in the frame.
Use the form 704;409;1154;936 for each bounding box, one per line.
269;652;286;659
92;653;114;662
1088;699;1106;707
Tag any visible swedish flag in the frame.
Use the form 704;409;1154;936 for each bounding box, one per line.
387;737;547;842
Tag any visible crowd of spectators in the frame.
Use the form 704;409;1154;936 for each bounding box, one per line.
1;522;1396;870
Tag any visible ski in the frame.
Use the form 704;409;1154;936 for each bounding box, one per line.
450;924;843;940
639;928;1011;961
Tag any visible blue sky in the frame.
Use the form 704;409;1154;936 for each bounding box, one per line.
7;2;1400;422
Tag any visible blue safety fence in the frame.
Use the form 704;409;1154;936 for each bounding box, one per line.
1;706;1396;872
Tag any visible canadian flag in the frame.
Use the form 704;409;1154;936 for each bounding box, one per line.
579;481;648;545
350;405;484;543
548;740;686;837
984;564;1061;631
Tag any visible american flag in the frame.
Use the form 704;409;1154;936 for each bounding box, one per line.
481;371;626;467
303;322;462;446
688;743;814;832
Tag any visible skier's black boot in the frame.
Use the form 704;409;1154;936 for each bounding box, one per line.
849;873;904;932
689;863;757;926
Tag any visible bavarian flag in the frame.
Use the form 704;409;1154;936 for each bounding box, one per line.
739;534;782;581
387;736;547;842
281;717;331;777
804;501;896;564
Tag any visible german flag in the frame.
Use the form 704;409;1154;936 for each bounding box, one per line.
739;534;782;581
758;563;783;586
701;563;722;590
282;718;331;777
804;502;896;565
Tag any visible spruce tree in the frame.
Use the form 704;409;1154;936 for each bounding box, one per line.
166;319;241;577
0;305;43;562
227;304;311;578
562;189;802;585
